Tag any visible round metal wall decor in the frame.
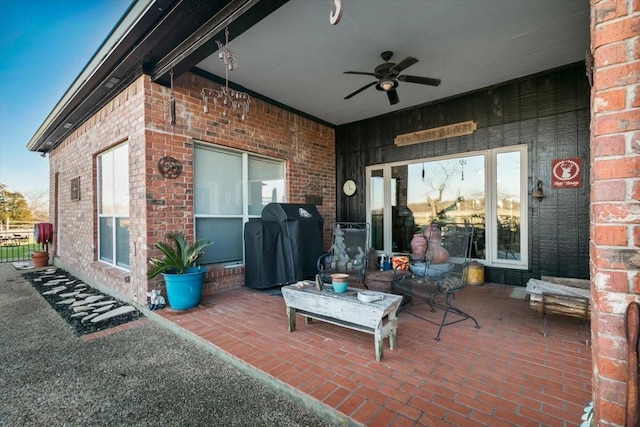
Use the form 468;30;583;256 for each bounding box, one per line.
158;156;183;179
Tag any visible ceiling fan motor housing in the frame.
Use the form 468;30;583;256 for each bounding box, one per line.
343;50;440;104
374;55;399;91
374;62;395;79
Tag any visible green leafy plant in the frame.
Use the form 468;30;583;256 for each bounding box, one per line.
147;232;213;278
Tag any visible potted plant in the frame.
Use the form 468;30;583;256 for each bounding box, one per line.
147;232;213;310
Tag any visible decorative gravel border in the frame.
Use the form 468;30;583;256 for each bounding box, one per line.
22;268;144;336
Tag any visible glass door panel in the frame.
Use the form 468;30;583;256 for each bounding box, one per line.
496;151;521;260
391;165;414;253
365;146;526;267
405;155;486;259
370;169;384;251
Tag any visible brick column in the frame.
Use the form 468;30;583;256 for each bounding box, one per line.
590;0;640;424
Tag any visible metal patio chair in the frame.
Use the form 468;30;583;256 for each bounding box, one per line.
393;224;480;341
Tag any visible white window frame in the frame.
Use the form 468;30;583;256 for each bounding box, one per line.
365;145;528;269
97;143;130;270
194;143;286;266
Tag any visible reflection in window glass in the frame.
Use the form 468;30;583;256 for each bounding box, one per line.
370;169;384;251
113;145;129;216
115;218;130;268
98;143;129;269
194;148;242;215
99;154;114;215
391;165;414;253
366;146;526;268
194;144;286;264
99;217;113;263
398;156;486;259
248;157;285;215
196;217;243;263
496;151;521;260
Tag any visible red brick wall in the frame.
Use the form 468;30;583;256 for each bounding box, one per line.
590;0;640;424
48;73;335;305
144;72;335;297
48;78;146;303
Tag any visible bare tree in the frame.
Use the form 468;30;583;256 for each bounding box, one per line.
423;161;458;219
23;187;50;222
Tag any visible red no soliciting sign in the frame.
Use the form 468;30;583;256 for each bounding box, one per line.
551;157;582;188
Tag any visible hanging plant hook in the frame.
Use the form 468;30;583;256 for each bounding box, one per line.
330;0;343;25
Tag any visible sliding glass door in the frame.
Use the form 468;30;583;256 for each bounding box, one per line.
366;145;527;268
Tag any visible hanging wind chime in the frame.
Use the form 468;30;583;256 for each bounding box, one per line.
459;159;467;181
201;27;250;120
160;69;183;179
168;69;176;130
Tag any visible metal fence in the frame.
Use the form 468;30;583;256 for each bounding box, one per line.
0;225;39;263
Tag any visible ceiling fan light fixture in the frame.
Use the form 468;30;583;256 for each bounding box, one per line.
377;78;397;92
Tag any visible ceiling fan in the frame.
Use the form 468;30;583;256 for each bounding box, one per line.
343;51;441;105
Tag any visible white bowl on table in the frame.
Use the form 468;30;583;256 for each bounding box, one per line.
358;291;384;303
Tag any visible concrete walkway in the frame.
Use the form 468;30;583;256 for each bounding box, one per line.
0;262;344;426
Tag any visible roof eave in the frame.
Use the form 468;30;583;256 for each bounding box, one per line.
26;0;158;153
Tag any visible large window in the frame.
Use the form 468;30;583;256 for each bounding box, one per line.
367;145;527;269
194;144;285;265
98;143;130;268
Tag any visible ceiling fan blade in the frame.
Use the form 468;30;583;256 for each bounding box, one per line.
389;56;418;74
387;89;399;105
344;71;376;77
398;75;442;86
345;81;377;99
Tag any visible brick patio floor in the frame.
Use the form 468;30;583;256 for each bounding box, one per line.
155;283;592;427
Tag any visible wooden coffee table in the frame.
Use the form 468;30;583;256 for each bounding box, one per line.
281;283;403;361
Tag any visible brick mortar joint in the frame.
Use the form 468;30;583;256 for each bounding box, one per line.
591;58;640;72
593;7;639;27
592;107;640;118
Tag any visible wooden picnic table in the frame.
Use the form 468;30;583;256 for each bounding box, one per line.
0;234;29;247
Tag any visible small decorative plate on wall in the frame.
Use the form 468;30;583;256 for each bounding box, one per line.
158;156;183;179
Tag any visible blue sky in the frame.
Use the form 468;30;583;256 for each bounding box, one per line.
0;0;132;199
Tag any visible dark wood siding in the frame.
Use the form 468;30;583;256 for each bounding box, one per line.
335;62;590;286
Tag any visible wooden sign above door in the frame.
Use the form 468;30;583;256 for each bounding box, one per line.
394;121;477;146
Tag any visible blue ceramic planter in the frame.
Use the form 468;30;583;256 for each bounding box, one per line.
162;266;206;310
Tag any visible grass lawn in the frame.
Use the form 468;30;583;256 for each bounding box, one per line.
0;242;41;262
